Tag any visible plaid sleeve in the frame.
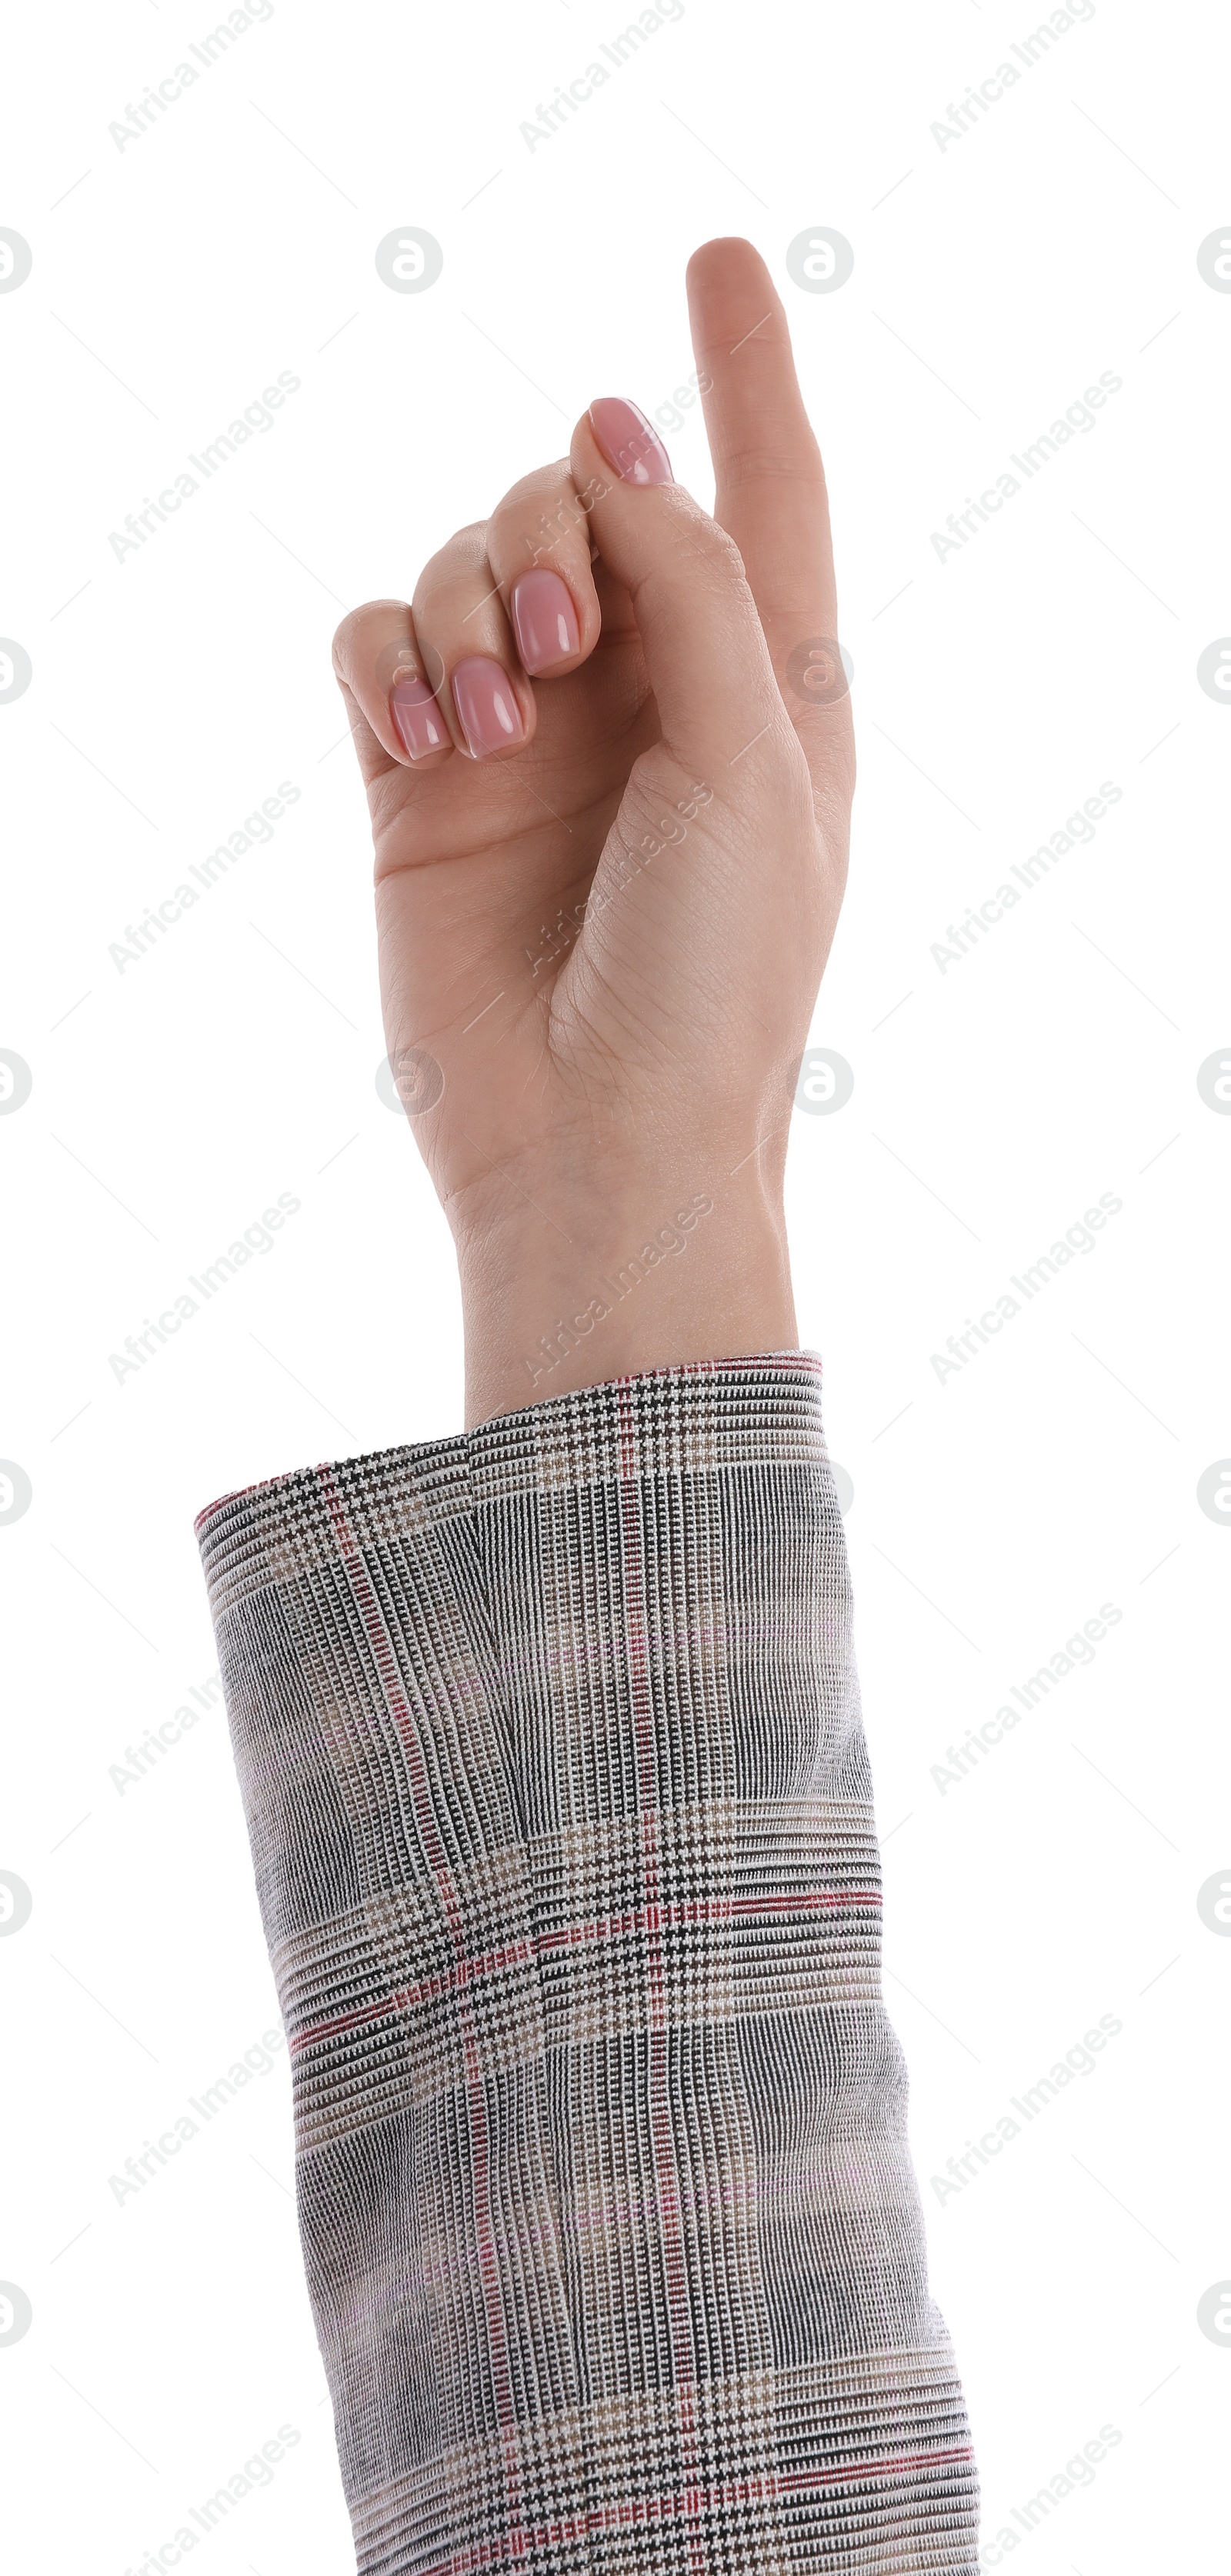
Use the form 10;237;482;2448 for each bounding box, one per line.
196;1353;979;2576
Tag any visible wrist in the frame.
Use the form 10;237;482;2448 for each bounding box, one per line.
455;1164;796;1427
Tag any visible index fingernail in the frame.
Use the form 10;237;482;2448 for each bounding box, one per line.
588;398;674;488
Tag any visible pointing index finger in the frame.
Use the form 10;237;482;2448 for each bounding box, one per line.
686;236;839;661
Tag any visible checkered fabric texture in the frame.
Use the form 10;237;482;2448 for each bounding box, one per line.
196;1353;979;2576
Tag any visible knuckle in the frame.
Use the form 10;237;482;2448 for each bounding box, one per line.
414;522;488;605
330;606;365;680
331;600;405;685
719;442;819;486
497;462;573;515
677;508;746;589
708;522;748;585
722;711;814;814
495;487;590;574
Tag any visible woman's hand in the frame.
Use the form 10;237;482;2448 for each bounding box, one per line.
332;235;854;1425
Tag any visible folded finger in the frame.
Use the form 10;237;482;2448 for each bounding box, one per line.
332;599;454;773
484;461;603;677
412;524;537;762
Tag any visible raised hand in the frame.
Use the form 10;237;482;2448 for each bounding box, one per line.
332;235;854;1423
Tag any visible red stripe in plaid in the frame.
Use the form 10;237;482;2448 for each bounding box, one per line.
405;2440;977;2574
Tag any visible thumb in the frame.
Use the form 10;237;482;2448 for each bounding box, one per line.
568;401;792;791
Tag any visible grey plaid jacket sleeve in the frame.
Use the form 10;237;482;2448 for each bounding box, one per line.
196;1353;979;2576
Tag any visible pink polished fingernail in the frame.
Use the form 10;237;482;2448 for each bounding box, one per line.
390;675;448;761
452;656;525;758
588;396;674;487
510;570;580;674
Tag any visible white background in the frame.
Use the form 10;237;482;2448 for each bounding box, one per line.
2;1;1228;2568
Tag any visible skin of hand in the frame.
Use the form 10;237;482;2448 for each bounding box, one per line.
332;235;855;1427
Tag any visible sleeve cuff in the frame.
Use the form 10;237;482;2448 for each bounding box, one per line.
196;1351;979;2576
